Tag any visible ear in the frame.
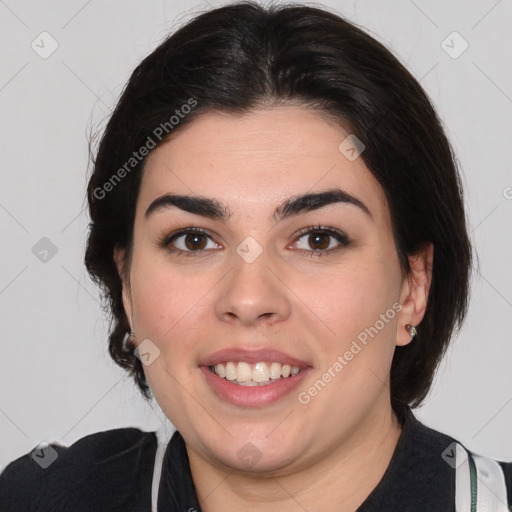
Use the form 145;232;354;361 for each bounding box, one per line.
396;243;434;347
113;246;133;330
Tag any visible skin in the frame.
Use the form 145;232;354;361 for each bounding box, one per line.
114;106;433;512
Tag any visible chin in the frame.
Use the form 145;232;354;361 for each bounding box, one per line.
211;444;298;475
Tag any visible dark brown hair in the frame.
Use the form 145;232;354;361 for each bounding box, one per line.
85;1;472;421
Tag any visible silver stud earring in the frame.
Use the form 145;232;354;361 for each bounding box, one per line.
122;328;135;351
406;324;417;339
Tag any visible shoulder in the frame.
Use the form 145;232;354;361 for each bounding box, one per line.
0;427;157;512
418;413;512;511
371;406;512;510
412;413;512;509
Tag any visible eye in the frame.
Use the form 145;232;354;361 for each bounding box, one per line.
291;225;351;256
161;228;221;256
159;225;350;257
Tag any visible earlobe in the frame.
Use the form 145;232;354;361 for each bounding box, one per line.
396;243;434;347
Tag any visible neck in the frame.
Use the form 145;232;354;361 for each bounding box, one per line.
187;402;403;512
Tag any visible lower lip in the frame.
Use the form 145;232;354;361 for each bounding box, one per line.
200;366;311;407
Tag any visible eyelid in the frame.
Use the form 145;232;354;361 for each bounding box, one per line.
159;224;351;256
294;225;350;243
160;227;222;255
162;226;217;244
289;225;351;254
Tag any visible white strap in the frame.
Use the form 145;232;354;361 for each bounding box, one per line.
472;452;509;512
455;442;472;512
455;441;509;512
151;430;169;512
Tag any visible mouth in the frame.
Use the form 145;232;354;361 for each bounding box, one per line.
199;348;311;407
208;361;303;386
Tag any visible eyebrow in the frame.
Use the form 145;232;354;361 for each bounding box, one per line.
145;188;372;222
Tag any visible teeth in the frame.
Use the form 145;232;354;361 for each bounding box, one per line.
269;362;282;379
209;361;303;384
225;362;236;381
252;362;269;382
237;362;252;382
215;363;225;378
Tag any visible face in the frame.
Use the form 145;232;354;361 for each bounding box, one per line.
115;106;429;475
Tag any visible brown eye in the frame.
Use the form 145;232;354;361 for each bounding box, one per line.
308;233;330;250
183;233;207;250
163;228;221;256
291;226;351;256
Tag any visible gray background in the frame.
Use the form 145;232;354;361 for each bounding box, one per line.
1;0;511;470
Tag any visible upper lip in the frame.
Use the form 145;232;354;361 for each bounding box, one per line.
199;348;311;368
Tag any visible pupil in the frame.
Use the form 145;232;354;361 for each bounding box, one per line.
185;234;206;250
310;233;329;250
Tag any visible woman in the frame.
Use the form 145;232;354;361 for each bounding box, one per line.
1;2;510;511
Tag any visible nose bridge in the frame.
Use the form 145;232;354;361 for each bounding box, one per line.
215;236;291;325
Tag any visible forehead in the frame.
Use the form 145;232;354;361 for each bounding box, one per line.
140;106;389;222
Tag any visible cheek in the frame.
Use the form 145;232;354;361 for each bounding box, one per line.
305;256;401;387
130;252;212;347
312;261;398;330
299;266;401;409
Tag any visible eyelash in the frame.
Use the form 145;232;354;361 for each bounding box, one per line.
158;225;351;258
295;225;351;257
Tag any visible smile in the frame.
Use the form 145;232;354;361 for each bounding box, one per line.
209;361;303;386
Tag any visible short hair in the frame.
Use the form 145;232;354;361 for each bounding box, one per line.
85;1;472;421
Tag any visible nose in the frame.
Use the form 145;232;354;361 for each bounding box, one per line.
214;244;291;327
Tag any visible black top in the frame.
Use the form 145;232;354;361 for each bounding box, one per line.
1;405;511;511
